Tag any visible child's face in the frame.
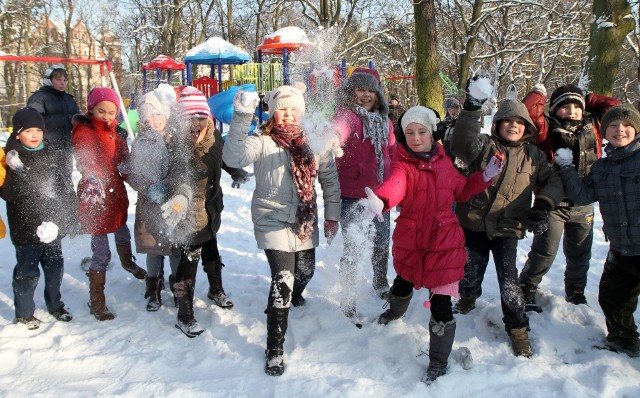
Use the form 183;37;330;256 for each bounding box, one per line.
354;88;378;112
90;101;118;123
404;122;432;152
555;103;583;120
16;127;44;149
498;117;526;142
189;116;209;143
51;76;68;92
273;107;301;125
605;120;636;148
447;107;460;119
145;114;168;133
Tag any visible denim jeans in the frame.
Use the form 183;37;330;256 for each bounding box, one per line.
13;241;64;318
90;223;132;272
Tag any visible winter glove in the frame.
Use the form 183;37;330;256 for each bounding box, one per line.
147;183;169;204
161;194;189;230
464;74;492;111
532;83;547;97
324;220;339;245
525;200;552;236
5;150;24;173
231;169;253;188
233;90;260;114
482;152;505;182
362;187;384;222
80;175;106;205
36;221;59;244
554;148;574;168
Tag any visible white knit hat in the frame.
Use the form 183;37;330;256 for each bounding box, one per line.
401;106;439;133
138;84;176;121
264;82;306;115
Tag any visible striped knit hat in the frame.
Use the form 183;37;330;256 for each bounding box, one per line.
177;86;211;119
549;84;585;116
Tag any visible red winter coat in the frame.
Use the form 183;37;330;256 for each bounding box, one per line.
334;107;396;198
373;143;490;289
72;114;129;235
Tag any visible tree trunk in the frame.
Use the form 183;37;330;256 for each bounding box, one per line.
414;0;443;111
457;0;484;91
584;0;634;95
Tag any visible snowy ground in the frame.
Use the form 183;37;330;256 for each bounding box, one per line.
0;166;639;397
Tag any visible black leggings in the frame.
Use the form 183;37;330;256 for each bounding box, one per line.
390;275;453;323
176;244;203;282
264;249;315;308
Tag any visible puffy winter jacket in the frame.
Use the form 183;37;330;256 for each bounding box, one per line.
333;107;396;198
223;112;341;252
451;101;565;239
27;85;80;151
374;143;490;289
0;138;77;245
0;147;6;239
72;114;129;235
560;136;640;256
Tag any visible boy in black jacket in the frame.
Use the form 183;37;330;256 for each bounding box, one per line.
0;107;76;329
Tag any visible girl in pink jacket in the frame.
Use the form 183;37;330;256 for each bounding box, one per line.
363;106;502;384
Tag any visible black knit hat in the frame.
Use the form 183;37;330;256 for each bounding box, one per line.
549;84;585;115
12;107;45;135
601;104;640;133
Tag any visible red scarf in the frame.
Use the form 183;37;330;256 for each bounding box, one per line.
270;123;317;242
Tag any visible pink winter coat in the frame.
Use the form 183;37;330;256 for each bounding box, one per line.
374;143;490;289
334;107;396;198
72;114;129;235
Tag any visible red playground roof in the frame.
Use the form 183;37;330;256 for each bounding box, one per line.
141;55;185;71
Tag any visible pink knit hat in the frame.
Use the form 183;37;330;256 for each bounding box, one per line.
87;87;121;113
177;86;211;119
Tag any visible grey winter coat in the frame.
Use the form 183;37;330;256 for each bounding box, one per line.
222;112;341;252
560;137;640;256
451;100;565;239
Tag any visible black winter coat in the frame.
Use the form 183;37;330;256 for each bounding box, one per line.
27;86;81;151
0;138;78;245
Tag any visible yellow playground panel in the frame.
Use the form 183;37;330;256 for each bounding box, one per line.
234;63;283;93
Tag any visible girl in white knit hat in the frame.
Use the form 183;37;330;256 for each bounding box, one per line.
223;83;341;376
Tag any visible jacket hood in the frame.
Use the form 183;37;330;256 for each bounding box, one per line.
491;99;537;143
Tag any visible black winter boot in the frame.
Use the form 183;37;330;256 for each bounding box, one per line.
265;307;289;376
422;318;456;385
377;291;413;325
174;279;204;338
565;285;588;305
145;276;161;312
169;274;177;307
115;243;147;280
203;259;233;309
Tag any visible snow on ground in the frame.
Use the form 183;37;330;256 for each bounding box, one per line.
0;165;639;397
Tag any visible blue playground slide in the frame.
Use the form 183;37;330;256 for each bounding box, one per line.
208;84;267;137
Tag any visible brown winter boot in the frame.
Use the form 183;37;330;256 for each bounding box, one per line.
509;327;533;358
87;270;115;321
115;243;147;280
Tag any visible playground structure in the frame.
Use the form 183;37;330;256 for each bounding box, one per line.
0;55;133;140
141;55;185;92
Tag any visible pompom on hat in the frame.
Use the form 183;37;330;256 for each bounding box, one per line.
549;84;585;116
177;86;211;119
12;107;45;136
601;104;640;134
87;87;121;113
263;82;307;115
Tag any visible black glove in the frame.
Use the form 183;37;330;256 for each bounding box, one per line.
463;74;491;111
525;200;552;236
231;169;253;188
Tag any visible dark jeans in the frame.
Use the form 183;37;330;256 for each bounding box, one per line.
520;205;593;290
201;236;221;263
391;275;453;323
599;250;640;343
460;228;528;332
339;197;391;306
264;249;315;309
13;241;64;318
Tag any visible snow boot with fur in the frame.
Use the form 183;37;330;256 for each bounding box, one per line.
115;243;147;280
87;270;115;321
174;279;204;338
422;318;456;385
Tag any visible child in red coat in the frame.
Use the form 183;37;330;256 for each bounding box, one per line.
362;106;502;384
72;87;146;321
